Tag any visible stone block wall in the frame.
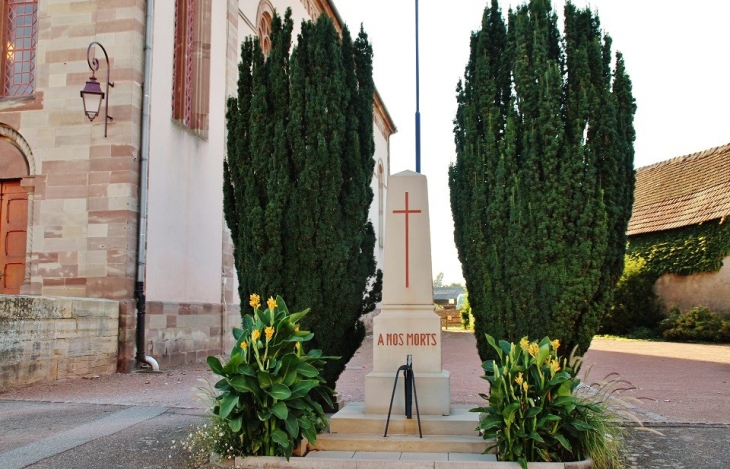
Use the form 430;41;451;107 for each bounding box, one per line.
0;295;119;392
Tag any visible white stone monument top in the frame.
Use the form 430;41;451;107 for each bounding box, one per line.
364;170;450;415
381;170;434;307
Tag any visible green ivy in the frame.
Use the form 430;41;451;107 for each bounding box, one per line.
628;219;730;276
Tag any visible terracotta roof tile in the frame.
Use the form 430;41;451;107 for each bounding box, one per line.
627;143;730;236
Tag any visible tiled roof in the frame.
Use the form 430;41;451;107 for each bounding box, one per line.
433;286;465;300
627;143;730;236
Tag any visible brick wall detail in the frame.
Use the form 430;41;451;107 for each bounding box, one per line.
123;301;241;370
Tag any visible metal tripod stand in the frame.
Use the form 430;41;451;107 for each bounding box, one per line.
383;355;423;438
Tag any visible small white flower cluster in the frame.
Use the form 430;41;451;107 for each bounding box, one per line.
169;420;240;469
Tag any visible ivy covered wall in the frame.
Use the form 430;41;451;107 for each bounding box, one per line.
628;218;730;276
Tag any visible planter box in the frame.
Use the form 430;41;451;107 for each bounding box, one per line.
211;454;593;468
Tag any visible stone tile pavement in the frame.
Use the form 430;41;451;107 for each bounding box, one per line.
0;333;728;468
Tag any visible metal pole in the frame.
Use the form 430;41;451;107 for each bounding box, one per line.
405;355;413;418
415;0;421;174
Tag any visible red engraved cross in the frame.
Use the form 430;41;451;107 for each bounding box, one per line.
393;191;422;288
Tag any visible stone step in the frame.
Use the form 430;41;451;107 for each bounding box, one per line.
329;402;481;436
309;432;493;454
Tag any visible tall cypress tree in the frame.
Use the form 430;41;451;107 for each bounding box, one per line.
450;0;635;361
224;10;381;387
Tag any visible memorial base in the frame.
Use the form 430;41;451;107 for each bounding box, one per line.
364;369;450;415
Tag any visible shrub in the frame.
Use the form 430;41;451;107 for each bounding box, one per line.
601;255;664;336
460;309;472;329
659;306;730;343
473;334;625;468
207;295;337;459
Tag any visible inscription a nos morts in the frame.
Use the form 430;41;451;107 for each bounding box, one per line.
376;332;437;347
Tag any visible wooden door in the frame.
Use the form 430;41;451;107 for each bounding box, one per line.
0;180;28;294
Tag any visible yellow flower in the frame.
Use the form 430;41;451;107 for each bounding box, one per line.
528;342;539;357
267;297;277;311
514;372;524;386
550;359;560;374
294;326;300;333
551;339;560;351
249;294;261;309
295;342;301;350
251;329;261;341
522;382;529;392
265;326;275;341
241;341;248;350
519;337;529;351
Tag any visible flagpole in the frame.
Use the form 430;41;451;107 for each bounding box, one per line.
415;0;421;173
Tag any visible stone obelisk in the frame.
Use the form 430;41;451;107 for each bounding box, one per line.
364;170;450;415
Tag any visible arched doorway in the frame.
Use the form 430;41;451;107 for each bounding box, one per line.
0;135;30;294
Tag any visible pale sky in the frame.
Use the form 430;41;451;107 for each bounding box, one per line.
335;0;730;285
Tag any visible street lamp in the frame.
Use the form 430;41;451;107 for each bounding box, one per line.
80;41;114;137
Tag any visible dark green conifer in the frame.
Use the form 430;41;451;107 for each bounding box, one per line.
450;0;635;361
224;10;381;387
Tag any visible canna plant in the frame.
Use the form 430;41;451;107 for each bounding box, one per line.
207;294;337;459
473;334;604;468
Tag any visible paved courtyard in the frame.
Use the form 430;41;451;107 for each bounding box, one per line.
0;332;728;467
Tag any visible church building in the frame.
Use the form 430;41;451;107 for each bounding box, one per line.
0;0;395;390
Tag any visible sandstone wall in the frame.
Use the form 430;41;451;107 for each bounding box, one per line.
654;256;730;314
0;295;119;392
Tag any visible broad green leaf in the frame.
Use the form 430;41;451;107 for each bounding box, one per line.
292;332;314;342
223;353;243;374
478;415;503;430
287;398;307;410
304;395;325;416
528;431;545;443
271;428;290;449
275;295;288;314
237;363;257;377
219;394;238;419
287;308;310;323
306;349;322;359
537;414;561;426
258;371;275;389
300;420;317;443
546;374;570;387
279;353;300;386
297;362;319;378
485;334;498;352
525;406;541;419
228;413;242;432
502;401;520;420
214;378;231;391
257;408;271;421
229;375;258;394
270;401;289;420
285;413;300;438
242;315;254;330
552;395;576;407
268;383;292;400
498;339;512;356
536;344;550;369
290;379;317;398
207;356;224;375
232;327;244;341
554;434;572;452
